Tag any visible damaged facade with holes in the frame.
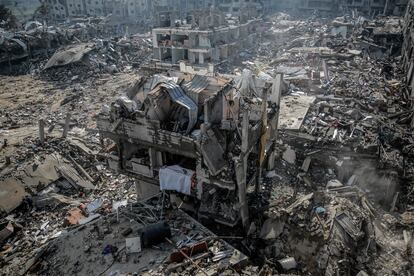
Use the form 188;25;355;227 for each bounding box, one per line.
97;71;283;228
152;9;260;76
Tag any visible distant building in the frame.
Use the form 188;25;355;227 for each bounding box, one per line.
152;9;260;75
272;0;408;16
45;0;68;20
43;0;409;23
214;0;267;15
84;0;105;16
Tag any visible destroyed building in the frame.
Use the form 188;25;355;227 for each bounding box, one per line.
152;10;260;75
3;1;414;275
97;71;282;228
17;0;414;23
403;0;414;96
274;0;408;16
45;0;148;20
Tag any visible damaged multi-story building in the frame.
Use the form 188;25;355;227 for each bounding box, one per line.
42;0;410;22
44;0;272;22
152;9;260;75
97;70;283;228
44;0;145;20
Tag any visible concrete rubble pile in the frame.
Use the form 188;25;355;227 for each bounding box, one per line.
40;36;152;83
32;196;253;275
220;12;414;206
213;11;414;276
0;19;152;76
0;132;141;274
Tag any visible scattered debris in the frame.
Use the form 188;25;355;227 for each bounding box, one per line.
1;3;414;276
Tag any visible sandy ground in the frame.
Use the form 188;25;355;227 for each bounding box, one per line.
0;72;138;159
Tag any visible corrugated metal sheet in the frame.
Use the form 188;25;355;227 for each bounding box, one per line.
159;81;198;134
183;75;210;105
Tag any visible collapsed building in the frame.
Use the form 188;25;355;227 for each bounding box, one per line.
97;70;283;228
152;10;260;75
13;0;413;27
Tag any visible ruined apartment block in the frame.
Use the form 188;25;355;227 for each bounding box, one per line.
274;0;408;16
97;71;282;227
66;0;87;17
215;0;262;14
45;0;220;22
44;0;409;22
152;11;259;75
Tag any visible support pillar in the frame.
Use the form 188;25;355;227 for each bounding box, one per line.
235;157;249;230
39;119;45;144
62;113;71;138
268;74;283;171
199;52;204;64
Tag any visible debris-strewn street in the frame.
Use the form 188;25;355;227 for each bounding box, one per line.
1;1;414;275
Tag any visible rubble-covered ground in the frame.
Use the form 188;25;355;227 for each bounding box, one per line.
219;12;414;276
1;11;414;276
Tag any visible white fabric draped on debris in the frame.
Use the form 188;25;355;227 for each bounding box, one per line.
159;165;194;195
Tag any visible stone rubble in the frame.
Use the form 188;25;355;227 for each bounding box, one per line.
1;3;414;276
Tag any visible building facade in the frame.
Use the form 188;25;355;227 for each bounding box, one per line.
44;0;269;22
43;0;409;23
45;0;68;20
152;10;259;75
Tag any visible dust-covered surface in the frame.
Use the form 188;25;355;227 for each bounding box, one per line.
29;198;247;276
1;2;414;276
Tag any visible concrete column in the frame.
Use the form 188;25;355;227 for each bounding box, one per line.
172;49;177;64
199;52;204;64
268;74;283;171
241;109;249;153
270;74;282;139
204;100;210;124
383;0;390;15
62;113;71;138
322;60;329;83
149;147;163;169
189;51;196;64
235;157;249;230
39;119;45;144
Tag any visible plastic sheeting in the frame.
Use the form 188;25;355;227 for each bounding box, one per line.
159;165;194;195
